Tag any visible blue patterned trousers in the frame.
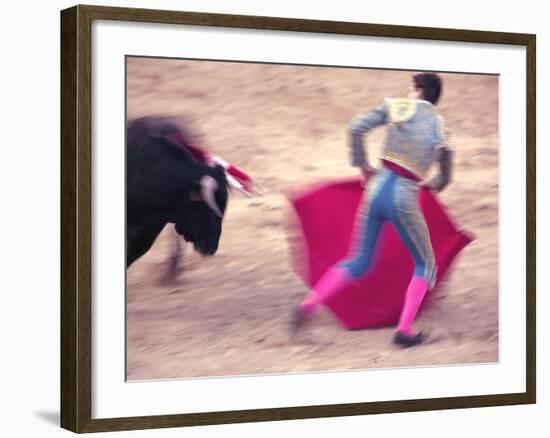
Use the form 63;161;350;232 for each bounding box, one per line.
339;168;436;286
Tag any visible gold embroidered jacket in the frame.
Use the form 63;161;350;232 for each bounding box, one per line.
349;98;453;180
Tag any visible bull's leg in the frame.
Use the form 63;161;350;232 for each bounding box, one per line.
127;223;165;267
169;225;185;276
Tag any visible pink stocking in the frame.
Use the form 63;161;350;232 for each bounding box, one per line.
299;266;352;316
396;276;429;335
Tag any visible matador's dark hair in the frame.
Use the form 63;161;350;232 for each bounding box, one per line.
413;73;442;105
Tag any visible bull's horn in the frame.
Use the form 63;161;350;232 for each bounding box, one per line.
200;175;223;217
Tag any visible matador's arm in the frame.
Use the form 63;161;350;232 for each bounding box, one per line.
426;147;453;192
348;102;388;168
426;116;454;193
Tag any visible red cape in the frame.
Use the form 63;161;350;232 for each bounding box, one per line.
284;178;473;330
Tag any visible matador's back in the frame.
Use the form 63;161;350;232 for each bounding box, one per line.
350;98;453;179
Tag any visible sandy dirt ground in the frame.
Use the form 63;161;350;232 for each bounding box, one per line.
126;58;499;380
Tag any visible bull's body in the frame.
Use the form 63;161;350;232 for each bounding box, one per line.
126;116;228;267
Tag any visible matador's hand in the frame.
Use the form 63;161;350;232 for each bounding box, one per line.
360;164;377;184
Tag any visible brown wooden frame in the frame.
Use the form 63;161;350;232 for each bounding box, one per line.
60;4;536;433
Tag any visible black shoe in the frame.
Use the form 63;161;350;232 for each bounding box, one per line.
290;306;307;337
393;330;424;347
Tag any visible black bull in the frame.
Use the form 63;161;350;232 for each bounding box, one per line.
126;117;228;267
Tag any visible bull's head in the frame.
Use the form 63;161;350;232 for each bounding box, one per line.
175;165;228;256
